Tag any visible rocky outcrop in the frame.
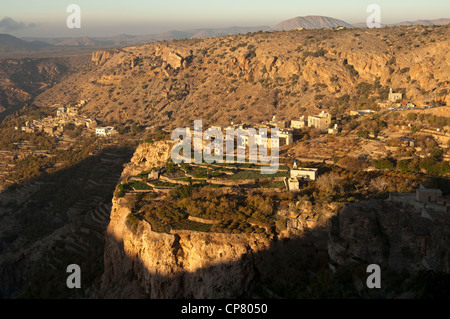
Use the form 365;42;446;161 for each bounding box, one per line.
120;140;176;180
91;49;122;66
101;140;271;298
100;196;271;298
154;46;191;70
277;200;343;236
328;200;450;273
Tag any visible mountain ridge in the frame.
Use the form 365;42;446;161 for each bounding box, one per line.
273;15;354;31
33;24;450;130
8;16;448;52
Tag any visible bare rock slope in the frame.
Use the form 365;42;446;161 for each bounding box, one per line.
35;25;449;129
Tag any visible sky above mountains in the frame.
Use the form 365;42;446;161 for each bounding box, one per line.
1;0;449;37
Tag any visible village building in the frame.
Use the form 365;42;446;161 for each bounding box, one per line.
291;116;307;129
328;124;341;135
278;129;294;146
416;184;442;203
95;126;117;137
270;120;289;129
57;107;66;117
148;170;160;180
308;111;332;130
285;167;319;191
388;88;403;102
290;168;318;181
398;137;415;147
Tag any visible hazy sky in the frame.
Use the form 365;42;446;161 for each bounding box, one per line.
0;0;449;37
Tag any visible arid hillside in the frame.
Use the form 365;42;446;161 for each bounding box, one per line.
0;55;90;114
35;25;449;129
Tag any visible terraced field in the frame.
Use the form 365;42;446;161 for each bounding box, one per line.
0;146;134;298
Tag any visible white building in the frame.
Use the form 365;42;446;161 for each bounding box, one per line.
285;167;319;191
57;107;66;117
95;126;116;137
290;168;318;181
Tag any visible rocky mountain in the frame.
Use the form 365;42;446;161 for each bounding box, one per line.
273;15;354;31
352;18;450;28
99;141;335;298
23;26;272;49
33;24;450;130
0;34;50;53
0;55;90;118
394;18;450;26
14;16;449;51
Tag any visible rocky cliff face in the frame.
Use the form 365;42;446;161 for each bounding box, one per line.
328;200;450;273
119;140;176;180
101;140;272;298
91;49;123;66
100;141;450;298
0;55;89;114
99;141;341;298
100;196;271;298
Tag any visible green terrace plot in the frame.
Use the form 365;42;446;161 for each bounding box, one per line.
181;164;227;179
222;168;289;180
210;219;266;234
147;180;178;188
117;180;152;196
171;219;212;232
126;186;279;235
163;161;186;178
175;162;289;181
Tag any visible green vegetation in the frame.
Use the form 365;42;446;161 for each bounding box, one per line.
171;219;212;232
148;180;178;188
144;128;170;143
125;186;278;235
373;157;396;170
117;180;152;196
223;169;288;180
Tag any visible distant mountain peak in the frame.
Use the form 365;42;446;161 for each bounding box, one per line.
272;15;354;31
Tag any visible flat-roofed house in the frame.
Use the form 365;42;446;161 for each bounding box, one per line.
388;88;403;102
57;107;66;116
290;168;318;181
416;184;442;203
308;111;331;130
96;126;116;137
279;130;294;145
291;117;307;129
285;167;319;191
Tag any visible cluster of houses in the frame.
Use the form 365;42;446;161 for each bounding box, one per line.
17;100;118;138
179;111;343;159
18;103;98;137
